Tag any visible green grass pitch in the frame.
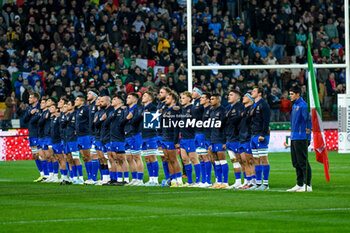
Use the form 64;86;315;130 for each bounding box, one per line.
0;152;349;233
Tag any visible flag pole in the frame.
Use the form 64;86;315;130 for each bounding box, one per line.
305;36;311;192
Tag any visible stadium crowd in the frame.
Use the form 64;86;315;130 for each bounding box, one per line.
0;0;347;128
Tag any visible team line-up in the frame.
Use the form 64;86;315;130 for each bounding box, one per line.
25;86;272;190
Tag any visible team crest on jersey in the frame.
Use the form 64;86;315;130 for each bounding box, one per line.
296;106;299;111
118;109;121;114
187;109;191;113
216;112;220;116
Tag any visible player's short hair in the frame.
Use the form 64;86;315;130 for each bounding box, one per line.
30;92;40;100
103;95;111;103
60;96;68;102
128;92;139;100
168;91;179;103
112;94;124;103
50;103;58;109
47;97;57;104
160;87;171;94
211;93;221;100
202;92;211;99
290;85;301;95
41;96;48;102
181;91;192;100
144;91;155;101
229;89;241;96
76;95;86;104
254;87;265;96
67;99;75;106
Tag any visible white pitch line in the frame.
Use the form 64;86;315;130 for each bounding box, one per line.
1;208;350;225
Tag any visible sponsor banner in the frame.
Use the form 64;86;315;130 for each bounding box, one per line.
268;130;338;153
337;94;350;153
0;129;32;161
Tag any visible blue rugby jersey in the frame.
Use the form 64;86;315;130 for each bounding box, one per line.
142;103;158;139
180;104;195;139
225;102;244;143
109;106;126;142
239;105;253;144
75;105;90;137
209;105;227;144
191;98;204;134
124;104;143;139
38;110;51;138
23;103;41;138
251;98;271;137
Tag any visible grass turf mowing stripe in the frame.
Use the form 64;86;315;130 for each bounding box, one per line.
1;207;350;225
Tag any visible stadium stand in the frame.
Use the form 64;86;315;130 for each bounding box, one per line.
0;0;346;128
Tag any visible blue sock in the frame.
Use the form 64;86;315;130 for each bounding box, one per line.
91;159;99;181
152;161;159;177
200;162;206;183
77;165;83;178
170;173;175;179
213;163;218;180
255;165;263;184
117;172;123;180
105;169;109;175
53;161;59;174
205;161;212;184
60;169;68;176
222;162;229;184
185;164;193;183
216;163;222;183
137;172;144;181
176;172;182;178
235;172;242;180
162;161;170;180
262;164;270;184
85;162;90;180
35;160;42;172
110;171;115;180
194;164;201;183
131;171;137;179
247;176;252;181
48;162;53;174
243;172;247;179
123;171;129;180
72;165;77;178
66;162;70;171
42;161;49;176
252;175;256;180
146;162;153;178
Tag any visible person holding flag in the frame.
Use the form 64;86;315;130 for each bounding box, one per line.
287;85;312;192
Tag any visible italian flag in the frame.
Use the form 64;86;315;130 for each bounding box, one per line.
307;37;330;182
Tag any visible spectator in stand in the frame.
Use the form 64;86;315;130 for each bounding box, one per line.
295;40;305;64
325;73;337;114
33;80;44;97
272;24;286;61
316;64;330;105
280;91;292;122
325;18;338;40
0;0;345;123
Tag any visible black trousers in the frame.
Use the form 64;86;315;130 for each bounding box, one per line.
291;140;312;186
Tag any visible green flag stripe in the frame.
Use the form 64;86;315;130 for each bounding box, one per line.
307;36;322;118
